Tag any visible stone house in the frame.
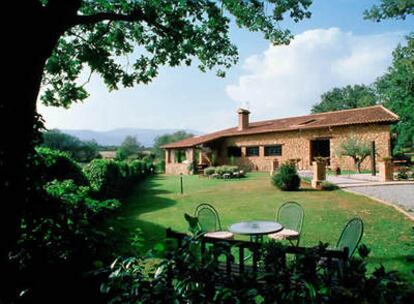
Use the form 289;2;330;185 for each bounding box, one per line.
162;106;399;175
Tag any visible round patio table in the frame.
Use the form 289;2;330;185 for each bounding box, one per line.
229;221;283;243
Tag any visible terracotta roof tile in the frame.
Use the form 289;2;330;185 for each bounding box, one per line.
161;105;399;149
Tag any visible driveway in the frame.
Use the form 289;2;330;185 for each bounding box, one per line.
345;184;414;216
298;172;414;218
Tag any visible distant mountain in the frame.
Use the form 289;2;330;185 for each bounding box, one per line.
61;128;201;147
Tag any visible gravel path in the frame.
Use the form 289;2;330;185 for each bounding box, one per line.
347;184;414;215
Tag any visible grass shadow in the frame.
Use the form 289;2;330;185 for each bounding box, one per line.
103;175;179;256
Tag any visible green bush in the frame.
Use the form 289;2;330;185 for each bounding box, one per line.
215;165;238;175
204;166;242;178
14;179;121;302
35;147;88;185
320;181;339;191
102;238;414;303
272;162;300;191
45;179;121;220
215;166;226;176
397;167;410;180
129;160;144;177
396;167;410;180
83;159;123;198
204;167;216;176
115;147;128;161
83;159;151;199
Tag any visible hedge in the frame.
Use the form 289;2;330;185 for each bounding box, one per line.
83;159;152;199
35;147;88;186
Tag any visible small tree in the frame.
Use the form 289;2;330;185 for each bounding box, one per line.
115;147;128;161
116;136;143;160
121;136;142;155
338;137;371;173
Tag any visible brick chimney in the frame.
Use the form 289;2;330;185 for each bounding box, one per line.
237;108;250;131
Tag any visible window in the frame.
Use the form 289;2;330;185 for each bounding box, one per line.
227;146;242;157
246;146;260;157
264;145;282;156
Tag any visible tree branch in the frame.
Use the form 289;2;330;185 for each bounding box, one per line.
70;9;170;36
72;10;145;26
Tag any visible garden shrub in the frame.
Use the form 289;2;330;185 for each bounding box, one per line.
129;160;144;177
35;147;88;185
45;179;121;221
396;167;410;180
156;160;165;173
204;166;242;178
272;162;300;191
84;159;152;199
320;181;339;191
102;238;414;303
11;148;151;303
204;167;216;176
13;179;121;302
84;159;123;198
215;166;226;176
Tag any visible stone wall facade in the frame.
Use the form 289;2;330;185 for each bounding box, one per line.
165;162;189;175
213;123;391;172
164;148;193;175
164;123;392;174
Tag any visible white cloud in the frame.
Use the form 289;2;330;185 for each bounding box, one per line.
226;28;403;121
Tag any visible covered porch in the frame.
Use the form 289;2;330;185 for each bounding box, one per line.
164;140;223;175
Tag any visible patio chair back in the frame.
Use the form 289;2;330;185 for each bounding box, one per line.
277;201;304;234
336;218;364;258
194;203;222;232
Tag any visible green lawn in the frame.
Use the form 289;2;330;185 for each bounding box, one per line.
106;172;414;280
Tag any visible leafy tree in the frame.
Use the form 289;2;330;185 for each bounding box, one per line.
311;85;378;114
153;130;195;159
115;146;129;161
116;136;143;160
2;2;313;298
364;0;414;21
42;129;100;162
375;34;414;153
42;129;82;151
122;135;142;155
337;137;371;173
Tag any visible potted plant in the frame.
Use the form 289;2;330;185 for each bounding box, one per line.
335;166;341;176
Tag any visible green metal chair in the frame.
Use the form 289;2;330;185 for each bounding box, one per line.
194;203;233;239
335;217;364;258
268;201;304;246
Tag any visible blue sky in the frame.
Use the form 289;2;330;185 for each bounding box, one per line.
38;0;413;133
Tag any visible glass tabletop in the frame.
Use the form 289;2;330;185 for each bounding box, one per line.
229;221;283;236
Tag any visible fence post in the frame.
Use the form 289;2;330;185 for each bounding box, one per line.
180;174;184;194
371;141;376;176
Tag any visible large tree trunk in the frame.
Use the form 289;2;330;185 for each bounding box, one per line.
1;3;67;300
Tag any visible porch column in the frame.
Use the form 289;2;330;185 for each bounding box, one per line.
199;150;203;165
186;148;194;162
241;146;246;157
165;149;171;164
